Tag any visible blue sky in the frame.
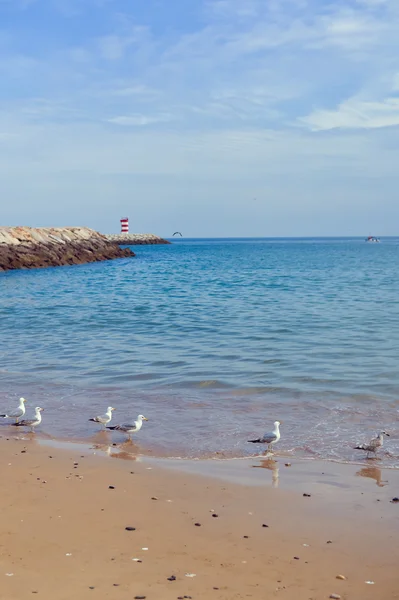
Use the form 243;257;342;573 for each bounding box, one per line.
1;0;399;236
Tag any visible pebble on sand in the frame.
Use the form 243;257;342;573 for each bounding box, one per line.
194;523;201;527
108;486;115;490
134;596;146;599
329;595;341;599
167;575;176;581
391;497;399;503
303;493;311;497
125;527;136;531
336;574;346;580
262;524;269;528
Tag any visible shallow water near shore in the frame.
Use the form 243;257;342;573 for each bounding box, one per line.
1;237;399;464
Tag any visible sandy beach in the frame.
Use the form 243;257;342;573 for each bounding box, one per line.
0;434;398;600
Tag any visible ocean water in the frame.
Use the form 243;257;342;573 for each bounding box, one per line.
1;237;399;465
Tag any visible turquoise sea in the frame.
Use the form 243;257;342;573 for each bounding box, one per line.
1;238;398;464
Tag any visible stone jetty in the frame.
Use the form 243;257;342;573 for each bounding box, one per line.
0;227;135;272
105;233;170;245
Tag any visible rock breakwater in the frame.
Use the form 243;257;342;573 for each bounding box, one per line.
0;227;135;271
105;233;170;245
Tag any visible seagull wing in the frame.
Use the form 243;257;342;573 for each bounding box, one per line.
92;414;109;424
12;418;36;427
2;407;24;418
117;422;138;431
260;431;278;443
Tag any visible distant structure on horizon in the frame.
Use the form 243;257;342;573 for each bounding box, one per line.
120;217;129;234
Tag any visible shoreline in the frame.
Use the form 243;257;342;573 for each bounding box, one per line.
2;423;398;469
0;435;398;599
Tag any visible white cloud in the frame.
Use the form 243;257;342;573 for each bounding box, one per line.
98;35;127;60
107;113;173;126
302;97;399;130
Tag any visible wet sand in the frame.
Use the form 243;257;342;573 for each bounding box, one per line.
0;434;398;600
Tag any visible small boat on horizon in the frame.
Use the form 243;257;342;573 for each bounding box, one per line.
366;236;380;243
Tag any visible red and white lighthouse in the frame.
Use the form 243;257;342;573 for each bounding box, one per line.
120;217;129;234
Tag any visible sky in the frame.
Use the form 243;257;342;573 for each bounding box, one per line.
1;0;399;237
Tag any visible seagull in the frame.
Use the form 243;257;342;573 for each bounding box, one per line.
0;397;27;422
248;421;281;453
89;406;115;429
11;407;44;432
354;431;390;458
107;414;148;440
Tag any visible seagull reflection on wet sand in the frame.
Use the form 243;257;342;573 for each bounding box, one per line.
252;458;279;487
356;466;388;487
91;437;140;461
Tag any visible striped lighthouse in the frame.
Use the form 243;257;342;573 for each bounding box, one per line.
120;217;129;234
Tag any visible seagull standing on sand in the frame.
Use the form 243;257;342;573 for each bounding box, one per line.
107;414;148;441
11;407;44;432
0;397;27;422
89;406;115;429
248;420;281;453
354;431;389;458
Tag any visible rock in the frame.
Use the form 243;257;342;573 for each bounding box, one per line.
125;526;136;531
134;597;146;599
105;233;170;246
391;497;399;503
293;556;300;560
285;463;291;467
194;522;201;527
151;497;159;500
262;524;269;528
336;575;346;580
243;535;249;539
303;493;311;497
108;486;115;490
0;226;135;272
212;514;219;518
329;595;341;599
167;575;176;581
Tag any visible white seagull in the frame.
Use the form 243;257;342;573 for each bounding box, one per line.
248;420;281;453
0;397;27;422
11;407;44;432
107;414;148;440
354;431;389;458
89;406;115;429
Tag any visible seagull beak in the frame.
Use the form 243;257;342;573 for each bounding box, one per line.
385;432;390;436
143;417;149;421
111;407;116;411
